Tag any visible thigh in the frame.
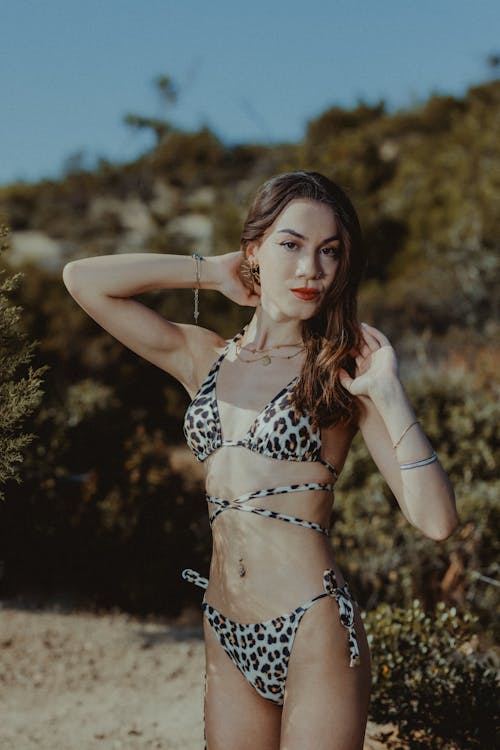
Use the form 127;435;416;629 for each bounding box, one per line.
203;616;282;750
280;596;372;750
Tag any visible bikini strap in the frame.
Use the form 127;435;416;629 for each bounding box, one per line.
204;324;249;380
211;482;334;506
208;498;331;536
182;568;208;590
206;483;334;535
319;458;339;477
222;323;248;359
296;569;361;668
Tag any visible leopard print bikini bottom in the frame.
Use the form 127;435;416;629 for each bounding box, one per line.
182;567;361;706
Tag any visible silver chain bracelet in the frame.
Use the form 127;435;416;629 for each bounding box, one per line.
192;252;204;324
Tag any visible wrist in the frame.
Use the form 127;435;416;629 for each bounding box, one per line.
368;372;405;406
196;255;221;292
369;377;420;447
203;251;243;293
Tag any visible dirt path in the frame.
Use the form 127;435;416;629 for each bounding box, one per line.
0;606;395;749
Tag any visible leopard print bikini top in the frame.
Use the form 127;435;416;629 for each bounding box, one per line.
183;325;338;477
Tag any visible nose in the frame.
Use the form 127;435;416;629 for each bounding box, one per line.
295;251;323;280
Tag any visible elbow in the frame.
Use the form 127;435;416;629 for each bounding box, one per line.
411;486;460;542
429;518;460;542
63;260;87;298
425;506;461;543
62;260;79;294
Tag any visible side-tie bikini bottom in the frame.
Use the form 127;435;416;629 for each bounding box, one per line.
182;567;361;706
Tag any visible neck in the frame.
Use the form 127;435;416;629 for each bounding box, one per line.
244;308;303;349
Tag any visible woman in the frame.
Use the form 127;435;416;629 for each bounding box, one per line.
63;171;458;750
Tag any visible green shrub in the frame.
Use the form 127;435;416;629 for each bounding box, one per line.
305;101;385;144
2;76;499;621
147;128;225;185
364;599;500;749
333;368;500;637
0;227;47;498
404;370;499;485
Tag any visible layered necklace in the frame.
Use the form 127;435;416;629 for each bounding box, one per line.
235;337;305;366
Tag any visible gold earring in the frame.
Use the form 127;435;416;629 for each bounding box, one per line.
250;263;260;286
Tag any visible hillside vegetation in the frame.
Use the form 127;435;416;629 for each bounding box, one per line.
1;78;499;749
1;77;498;608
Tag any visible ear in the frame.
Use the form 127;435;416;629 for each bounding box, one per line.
243;241;260;262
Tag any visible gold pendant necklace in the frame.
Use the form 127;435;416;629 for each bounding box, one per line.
242;340;303;354
235;340;305;366
236;348;305;366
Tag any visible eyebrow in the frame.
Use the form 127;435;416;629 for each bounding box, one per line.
277;228;340;243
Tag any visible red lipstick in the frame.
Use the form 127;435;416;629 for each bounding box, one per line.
290;287;320;301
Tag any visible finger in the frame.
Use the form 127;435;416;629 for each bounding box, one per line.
338;368;353;392
359;340;372;355
360;327;381;352
360;322;379;346
361;322;391;348
356;340;374;361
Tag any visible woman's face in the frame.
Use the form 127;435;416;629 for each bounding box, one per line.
247;198;342;321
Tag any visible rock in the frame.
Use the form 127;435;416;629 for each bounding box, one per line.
116;229;149;252
88;196;155;236
167;213;213;255
184;186;216;211
150;181;179;221
8;231;65;270
379;140;400;162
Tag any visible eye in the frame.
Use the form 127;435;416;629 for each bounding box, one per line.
321;246;341;259
280;241;299;250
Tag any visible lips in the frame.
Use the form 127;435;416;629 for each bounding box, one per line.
290;287;320;301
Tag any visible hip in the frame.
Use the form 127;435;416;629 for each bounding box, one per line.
206;538;346;624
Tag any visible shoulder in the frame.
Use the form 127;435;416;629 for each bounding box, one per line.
177;323;234;397
178;322;227;352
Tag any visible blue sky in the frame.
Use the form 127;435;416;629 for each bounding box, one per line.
1;0;499;185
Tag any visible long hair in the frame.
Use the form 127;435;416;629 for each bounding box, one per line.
240;171;366;428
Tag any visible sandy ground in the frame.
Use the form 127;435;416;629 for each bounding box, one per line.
0;606;398;750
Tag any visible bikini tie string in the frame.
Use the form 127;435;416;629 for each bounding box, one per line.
322;569;361;668
182;568;208;590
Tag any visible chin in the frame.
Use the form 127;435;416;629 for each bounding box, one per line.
294;300;322;318
260;294;322;321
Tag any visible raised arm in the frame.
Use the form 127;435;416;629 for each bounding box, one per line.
62;251;259;395
339;323;459;542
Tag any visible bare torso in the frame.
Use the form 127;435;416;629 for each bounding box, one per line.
189;333;357;622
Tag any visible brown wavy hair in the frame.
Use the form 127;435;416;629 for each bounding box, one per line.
240;171;366;428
